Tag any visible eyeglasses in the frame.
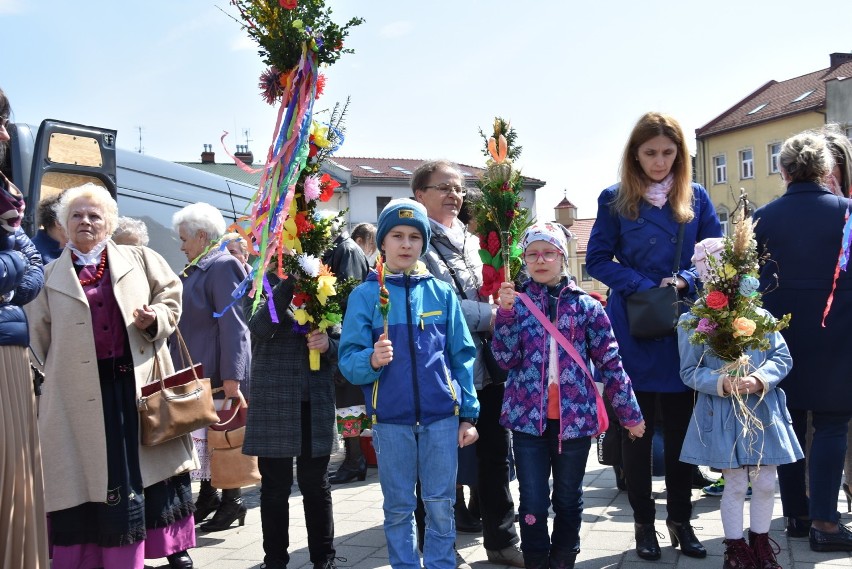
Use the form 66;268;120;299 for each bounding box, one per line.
523;250;563;263
422;183;467;196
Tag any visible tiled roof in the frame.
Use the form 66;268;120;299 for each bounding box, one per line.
328;157;546;186
570;218;595;254
179;156;547;188
696;57;852;138
555;197;576;209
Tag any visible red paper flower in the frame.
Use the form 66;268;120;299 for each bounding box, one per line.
292;292;311;307
505;209;516;219
479;234;488;251
486;231;501;256
294;212;314;234
479;265;505;298
706;291;729;310
308;139;319;158
279;0;297;9
319;173;340;202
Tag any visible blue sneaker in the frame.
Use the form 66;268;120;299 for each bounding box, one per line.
702;476;725;497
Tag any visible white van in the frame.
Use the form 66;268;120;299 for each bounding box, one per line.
5;119;255;270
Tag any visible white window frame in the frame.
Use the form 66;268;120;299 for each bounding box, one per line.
740;148;754;180
717;208;730;237
768;142;782;174
713;154;727;184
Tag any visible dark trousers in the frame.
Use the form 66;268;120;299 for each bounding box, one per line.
621;390;694;524
778;408;852;524
475;383;519;550
258;402;334;566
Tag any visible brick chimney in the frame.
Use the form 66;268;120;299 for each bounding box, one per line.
234;145;254;165
830;52;852;68
201;144;215;164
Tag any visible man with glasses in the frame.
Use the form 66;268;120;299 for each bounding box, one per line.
413;160;524;569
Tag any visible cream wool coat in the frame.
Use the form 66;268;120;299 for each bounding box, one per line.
27;242;199;512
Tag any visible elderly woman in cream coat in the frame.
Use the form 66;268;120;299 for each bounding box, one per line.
27;183;198;569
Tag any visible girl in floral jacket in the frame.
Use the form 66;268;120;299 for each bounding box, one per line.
493;222;644;569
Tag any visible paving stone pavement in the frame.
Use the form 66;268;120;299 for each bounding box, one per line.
144;446;852;569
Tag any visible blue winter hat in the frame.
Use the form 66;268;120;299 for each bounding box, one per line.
376;198;431;256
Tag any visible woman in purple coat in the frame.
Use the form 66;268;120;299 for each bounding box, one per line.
586;112;722;561
171;203;251;532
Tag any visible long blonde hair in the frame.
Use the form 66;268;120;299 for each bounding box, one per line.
612;112;694;223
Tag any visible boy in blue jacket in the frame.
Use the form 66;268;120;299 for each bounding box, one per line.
339;198;479;569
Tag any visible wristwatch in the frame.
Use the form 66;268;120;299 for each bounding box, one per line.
460;417;477;426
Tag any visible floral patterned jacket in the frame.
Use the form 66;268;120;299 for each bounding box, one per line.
492;279;642;441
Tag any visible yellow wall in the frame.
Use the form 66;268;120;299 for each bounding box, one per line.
696;112;823;218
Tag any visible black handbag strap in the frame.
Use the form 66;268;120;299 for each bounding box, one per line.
671;223;686;277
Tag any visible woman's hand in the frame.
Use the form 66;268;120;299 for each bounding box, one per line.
658;276;686;290
626;419;646;439
722;375;763;396
458;423;479;447
222;379;244;405
306;330;330;353
132;305;156;329
497;281;516;310
371;333;393;369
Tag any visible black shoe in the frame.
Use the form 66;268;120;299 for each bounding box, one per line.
454;487;482;534
634;523;661;560
259;561;287;569
666;520;707;558
810;524;852;552
166;550;194;569
786;516;812;538
329;460;367;484
548;550;577;569
193;490;221;523
691;466;717;489
200;497;247;532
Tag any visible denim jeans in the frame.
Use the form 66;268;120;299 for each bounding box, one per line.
778;408;852;523
512;420;591;557
374;415;458;569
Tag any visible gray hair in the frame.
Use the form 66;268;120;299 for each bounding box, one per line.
55;182;118;236
779;131;835;184
172;202;226;240
112;216;149;246
823;124;852;197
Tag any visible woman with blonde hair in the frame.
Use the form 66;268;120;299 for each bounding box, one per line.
586;112;722;561
29;183;197;569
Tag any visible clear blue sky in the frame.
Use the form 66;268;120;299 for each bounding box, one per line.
2;0;850;219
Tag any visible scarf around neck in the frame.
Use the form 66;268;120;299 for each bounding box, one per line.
69;239;108;265
643;173;674;208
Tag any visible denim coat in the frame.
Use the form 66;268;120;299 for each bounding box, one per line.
754;182;852;413
677;313;803;469
586;183;722;392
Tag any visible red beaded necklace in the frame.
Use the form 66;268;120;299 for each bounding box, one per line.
78;249;108;287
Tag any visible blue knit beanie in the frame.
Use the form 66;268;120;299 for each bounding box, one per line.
376;198;431;256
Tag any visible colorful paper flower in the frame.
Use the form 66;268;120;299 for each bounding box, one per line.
696;318;718;334
292;292;311;307
297;253;321;277
303;175;321;201
705;291;729;310
738;275;760;297
316;274;337;306
732;317;757;338
294;308;314;325
258;67;283;105
319;173;339;202
279;0;297;9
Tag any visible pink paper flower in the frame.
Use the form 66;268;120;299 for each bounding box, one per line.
303;175;321;201
524;514;536;525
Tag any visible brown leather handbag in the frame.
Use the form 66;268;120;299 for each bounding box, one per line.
209;393;261;489
137;327;218;446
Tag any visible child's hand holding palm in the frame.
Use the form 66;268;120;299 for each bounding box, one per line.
497;281;516;310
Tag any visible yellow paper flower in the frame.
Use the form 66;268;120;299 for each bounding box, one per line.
720;263;738;279
294;309;314;325
316;274;337;306
732;317;757;338
281;200;303;253
310;122;332;148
